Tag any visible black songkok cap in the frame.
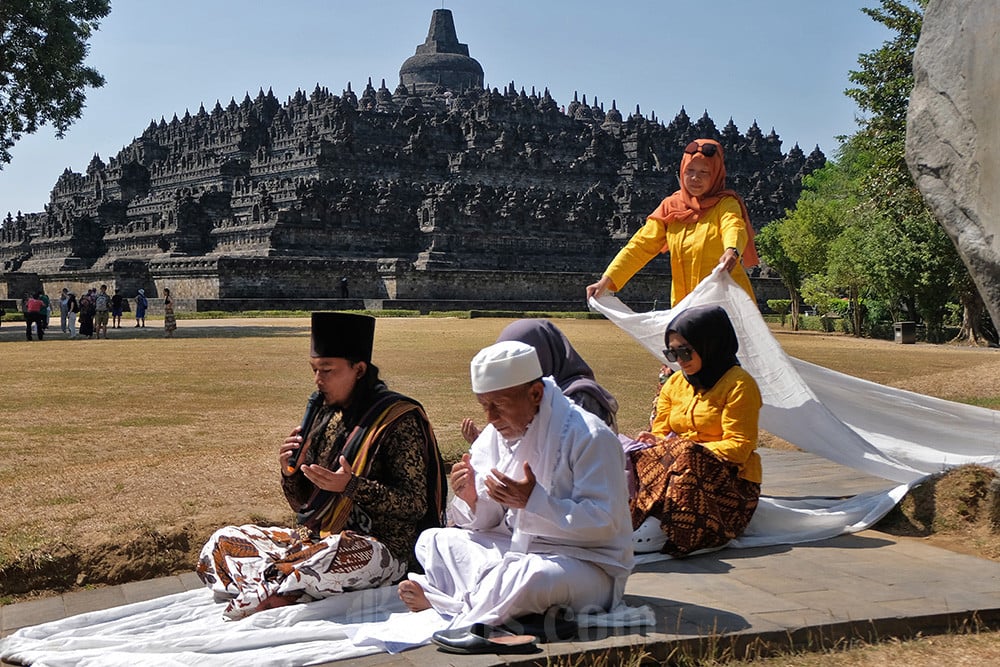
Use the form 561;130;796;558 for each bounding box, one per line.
310;312;375;362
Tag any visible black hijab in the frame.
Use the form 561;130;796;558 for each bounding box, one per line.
666;305;740;390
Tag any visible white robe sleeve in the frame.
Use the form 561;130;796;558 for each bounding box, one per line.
447;493;506;530
447;429;507;531
519;426;628;546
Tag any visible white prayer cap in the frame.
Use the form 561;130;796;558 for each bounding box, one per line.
470;341;543;394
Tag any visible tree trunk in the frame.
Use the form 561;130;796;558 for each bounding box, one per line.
851;286;862;337
952;288;997;346
787;286;801;331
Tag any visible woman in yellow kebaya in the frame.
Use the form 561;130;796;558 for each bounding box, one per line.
628;305;762;556
587;138;758;306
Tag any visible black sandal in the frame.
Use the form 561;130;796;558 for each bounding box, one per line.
503;605;577;642
431;622;539;654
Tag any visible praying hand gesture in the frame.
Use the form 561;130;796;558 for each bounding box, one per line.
450;453;478;510
301;455;356;493
485;462;536;509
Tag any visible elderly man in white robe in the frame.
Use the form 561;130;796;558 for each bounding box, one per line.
398;340;633;647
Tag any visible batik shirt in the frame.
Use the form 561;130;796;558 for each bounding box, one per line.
281;403;432;570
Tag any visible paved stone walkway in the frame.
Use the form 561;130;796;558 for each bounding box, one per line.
5;449;1000;666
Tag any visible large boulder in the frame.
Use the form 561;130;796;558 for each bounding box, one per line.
906;0;1000;328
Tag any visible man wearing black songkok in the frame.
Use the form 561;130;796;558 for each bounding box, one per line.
197;312;447;619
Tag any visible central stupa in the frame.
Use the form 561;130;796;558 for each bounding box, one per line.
398;9;484;94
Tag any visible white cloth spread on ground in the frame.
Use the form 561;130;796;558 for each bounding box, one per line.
590;267;1000;553
6;269;999;665
0;585;653;666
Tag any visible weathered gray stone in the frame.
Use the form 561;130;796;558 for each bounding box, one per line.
906;0;1000;328
399;9;483;95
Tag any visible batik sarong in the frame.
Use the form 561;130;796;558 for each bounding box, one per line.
629;437;760;557
196;525;406;620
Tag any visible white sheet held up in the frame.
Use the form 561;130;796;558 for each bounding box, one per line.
590;267;1000;547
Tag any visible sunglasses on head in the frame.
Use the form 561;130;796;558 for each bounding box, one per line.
663;344;695;363
684;141;718;158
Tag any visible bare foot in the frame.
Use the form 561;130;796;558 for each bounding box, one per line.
398;579;432;612
255;593;298;612
461;417;480;445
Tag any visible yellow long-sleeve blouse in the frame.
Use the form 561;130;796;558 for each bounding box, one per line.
605;196;755;306
651;365;762;484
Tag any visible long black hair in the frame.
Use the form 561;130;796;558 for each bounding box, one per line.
341;358;387;423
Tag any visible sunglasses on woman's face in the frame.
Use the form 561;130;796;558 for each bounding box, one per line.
684;141;718;157
663;345;695;363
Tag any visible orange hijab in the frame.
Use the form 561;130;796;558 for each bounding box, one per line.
648;138;759;267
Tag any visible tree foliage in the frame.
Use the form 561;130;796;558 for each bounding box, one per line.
758;142;868;334
755;224;802;329
846;0;926;177
758;0;995;344
0;0;110;166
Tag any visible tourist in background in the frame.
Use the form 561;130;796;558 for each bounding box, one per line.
65;291;79;338
134;289;148;327
586;139;758;307
94;284;111;339
78;289;96;339
111;289;125;329
163;288;177;338
460;319;619;443
39;290;51;330
628;305;762;556
58;288;70;333
23;292;44;341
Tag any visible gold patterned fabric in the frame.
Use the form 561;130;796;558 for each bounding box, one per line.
629;437;760;557
197;526;405;619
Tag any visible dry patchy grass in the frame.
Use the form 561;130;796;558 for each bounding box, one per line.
714;627;1000;666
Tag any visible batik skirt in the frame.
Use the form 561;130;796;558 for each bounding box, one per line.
629;438;760;557
196;525;406;619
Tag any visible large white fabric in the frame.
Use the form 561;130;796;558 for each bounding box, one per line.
418;378;635;625
0;583;652;666
590;267;1000;550
0;587;402;667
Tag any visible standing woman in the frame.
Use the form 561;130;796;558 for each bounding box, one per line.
587;139;758;307
629;305;762;556
78;291;95;339
66;292;79;339
163;288;177;338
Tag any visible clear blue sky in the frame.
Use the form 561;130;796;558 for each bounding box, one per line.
0;1;892;217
